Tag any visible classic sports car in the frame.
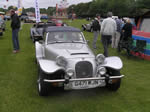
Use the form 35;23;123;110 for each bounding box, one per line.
82;20;93;32
0;16;5;36
35;26;124;96
30;22;56;43
24;16;36;23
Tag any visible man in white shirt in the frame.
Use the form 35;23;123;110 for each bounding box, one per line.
100;12;116;57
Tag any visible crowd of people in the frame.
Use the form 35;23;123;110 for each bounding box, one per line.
8;9;133;56
92;11;133;57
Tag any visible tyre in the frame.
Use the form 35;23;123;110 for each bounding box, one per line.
37;67;49;96
90;28;93;32
117;43;121;52
82;26;85;31
0;32;3;36
106;69;121;91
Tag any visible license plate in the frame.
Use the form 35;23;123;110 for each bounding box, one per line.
72;80;105;89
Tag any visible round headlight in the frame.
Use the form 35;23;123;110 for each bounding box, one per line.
56;56;67;67
66;68;74;77
96;54;105;65
97;67;106;75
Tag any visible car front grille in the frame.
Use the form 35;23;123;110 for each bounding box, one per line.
75;61;93;78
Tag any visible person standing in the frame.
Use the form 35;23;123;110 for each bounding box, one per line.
92;14;101;49
100;12;116;57
122;18;132;41
112;18;122;48
10;9;20;53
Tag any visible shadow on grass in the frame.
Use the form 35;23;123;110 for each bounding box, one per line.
42;87;118;99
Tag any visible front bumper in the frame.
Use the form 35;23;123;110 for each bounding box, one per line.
44;75;124;83
44;75;124;89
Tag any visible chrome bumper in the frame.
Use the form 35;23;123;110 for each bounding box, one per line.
44;75;124;83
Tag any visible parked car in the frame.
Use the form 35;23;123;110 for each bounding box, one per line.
30;22;56;42
24;16;36;23
35;26;124;96
4;15;10;21
41;15;48;20
0;16;5;36
20;15;28;21
82;20;94;32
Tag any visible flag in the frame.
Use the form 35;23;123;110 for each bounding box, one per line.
17;0;22;16
35;0;41;23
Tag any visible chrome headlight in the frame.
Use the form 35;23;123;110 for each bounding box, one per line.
97;67;106;75
56;56;67;67
66;68;74;77
96;54;105;65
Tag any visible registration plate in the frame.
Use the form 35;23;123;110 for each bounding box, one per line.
72;80;105;89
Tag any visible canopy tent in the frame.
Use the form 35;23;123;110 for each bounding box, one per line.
132;11;150;60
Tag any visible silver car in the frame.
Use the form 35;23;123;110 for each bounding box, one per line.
82;20;93;32
0;16;5;36
35;26;124;96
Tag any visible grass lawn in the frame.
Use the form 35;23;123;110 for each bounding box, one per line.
0;19;150;112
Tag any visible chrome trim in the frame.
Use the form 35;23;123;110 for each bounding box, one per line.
44;75;124;83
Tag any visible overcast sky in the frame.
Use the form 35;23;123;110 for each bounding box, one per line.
0;0;92;9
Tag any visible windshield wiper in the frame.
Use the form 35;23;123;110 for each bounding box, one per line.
47;41;69;44
71;41;84;43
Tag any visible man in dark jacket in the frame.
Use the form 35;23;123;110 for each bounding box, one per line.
10;9;20;53
122;18;132;41
92;14;101;49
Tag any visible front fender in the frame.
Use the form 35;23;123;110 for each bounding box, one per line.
38;59;65;74
101;56;123;70
35;42;44;59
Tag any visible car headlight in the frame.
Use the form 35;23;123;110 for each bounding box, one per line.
97;67;106;75
96;54;105;65
56;56;68;67
66;68;74;77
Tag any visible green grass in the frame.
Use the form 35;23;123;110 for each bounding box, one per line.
0;20;150;112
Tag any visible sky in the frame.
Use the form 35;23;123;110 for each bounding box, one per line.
0;0;92;9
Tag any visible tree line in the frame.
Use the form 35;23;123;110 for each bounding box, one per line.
0;0;149;18
68;0;150;18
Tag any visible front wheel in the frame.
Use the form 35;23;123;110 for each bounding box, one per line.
37;67;49;96
106;70;121;91
0;32;3;36
90;28;93;32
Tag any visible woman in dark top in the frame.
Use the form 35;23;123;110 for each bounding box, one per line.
122;19;132;41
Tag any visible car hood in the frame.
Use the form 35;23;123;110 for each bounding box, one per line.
45;43;95;59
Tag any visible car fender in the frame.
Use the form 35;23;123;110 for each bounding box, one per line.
38;59;65;74
35;42;44;59
101;56;123;70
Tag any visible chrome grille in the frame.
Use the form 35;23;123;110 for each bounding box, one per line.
75;61;93;78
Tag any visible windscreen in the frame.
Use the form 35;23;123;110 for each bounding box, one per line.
47;32;85;44
140;18;150;32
